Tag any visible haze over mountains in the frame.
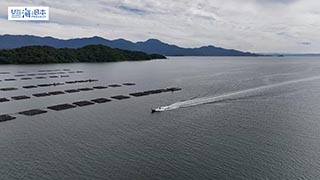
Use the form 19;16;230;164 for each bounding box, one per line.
0;35;257;56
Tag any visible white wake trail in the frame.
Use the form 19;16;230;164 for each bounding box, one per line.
158;76;320;111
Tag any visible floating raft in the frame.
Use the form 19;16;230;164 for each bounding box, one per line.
0;87;18;91
166;87;182;92
78;88;94;91
38;69;60;72
109;84;122;88
53;83;64;86
82;79;98;83
33;93;50;97
122;83;136;86
27;74;36;76
23;85;38;89
37;83;64;87
4;78;17;81
14;74;25;77
61;75;69;78
11;95;31;100
48;91;65;96
21;77;32;80
49;76;59;78
35;77;47;79
0;114;16;122
65;81;77;84
73;101;95;107
19;109;48;116
111;95;131;100
47;104;77;111
129;87;182;97
65;79;98;84
0;72;10;75
129;92;150;97
93;86;108;89
38;69;59;72
91;98;112;104
0;98;10;103
38;84;52;87
145;89;163;94
76;80;87;83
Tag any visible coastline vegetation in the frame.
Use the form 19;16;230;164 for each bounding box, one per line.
0;45;166;64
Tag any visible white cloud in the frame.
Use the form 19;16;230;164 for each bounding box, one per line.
0;0;319;53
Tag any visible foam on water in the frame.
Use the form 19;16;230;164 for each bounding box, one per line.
158;76;320;111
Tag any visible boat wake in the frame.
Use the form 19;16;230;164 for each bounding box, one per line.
155;76;320;112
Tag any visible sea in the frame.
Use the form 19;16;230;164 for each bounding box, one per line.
0;56;320;180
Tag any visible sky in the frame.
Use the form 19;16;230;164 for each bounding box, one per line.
0;0;319;53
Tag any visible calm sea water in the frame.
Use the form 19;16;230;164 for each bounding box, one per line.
0;57;320;180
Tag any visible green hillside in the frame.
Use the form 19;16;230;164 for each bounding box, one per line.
0;45;166;64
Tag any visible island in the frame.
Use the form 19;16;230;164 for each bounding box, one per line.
0;45;166;64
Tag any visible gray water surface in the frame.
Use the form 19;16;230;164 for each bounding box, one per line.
0;57;320;180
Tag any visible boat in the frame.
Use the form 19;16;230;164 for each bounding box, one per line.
151;106;169;113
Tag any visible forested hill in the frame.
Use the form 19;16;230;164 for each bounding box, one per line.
0;45;166;64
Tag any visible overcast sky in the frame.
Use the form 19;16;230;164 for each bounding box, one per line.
0;0;319;53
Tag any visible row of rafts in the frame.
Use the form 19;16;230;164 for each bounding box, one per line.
0;82;136;102
0;75;71;82
0;79;99;91
0;68;79;75
0;87;182;122
0;69;83;82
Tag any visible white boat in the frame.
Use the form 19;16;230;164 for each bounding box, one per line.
151;106;170;113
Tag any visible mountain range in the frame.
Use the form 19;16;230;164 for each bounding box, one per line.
0;34;258;56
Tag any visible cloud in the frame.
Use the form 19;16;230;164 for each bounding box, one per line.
255;0;299;4
118;5;148;15
0;0;319;53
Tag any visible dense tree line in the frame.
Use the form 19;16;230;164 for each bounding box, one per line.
0;45;166;64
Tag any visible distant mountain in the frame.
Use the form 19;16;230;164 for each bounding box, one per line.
0;34;258;56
